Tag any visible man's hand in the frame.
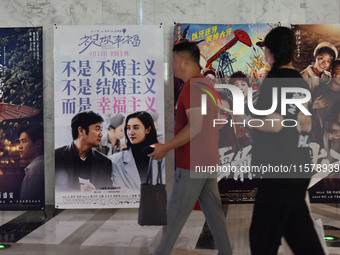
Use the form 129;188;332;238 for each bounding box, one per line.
148;143;170;161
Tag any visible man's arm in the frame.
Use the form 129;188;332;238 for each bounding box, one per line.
149;107;203;161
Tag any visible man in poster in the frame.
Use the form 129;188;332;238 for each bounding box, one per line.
54;25;164;208
0;27;43;210
18;124;44;203
55;111;112;192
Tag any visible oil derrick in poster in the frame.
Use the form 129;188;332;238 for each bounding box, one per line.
173;23;276;203
205;29;252;80
291;24;340;203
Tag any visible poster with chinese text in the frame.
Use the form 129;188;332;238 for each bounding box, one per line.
292;24;340;203
54;25;164;209
0;27;44;211
174;23;276;203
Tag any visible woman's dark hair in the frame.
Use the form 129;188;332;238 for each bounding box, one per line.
263;26;296;70
229;71;250;87
124;111;158;149
204;69;216;77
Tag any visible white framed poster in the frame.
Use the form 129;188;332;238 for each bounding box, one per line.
54;25;164;209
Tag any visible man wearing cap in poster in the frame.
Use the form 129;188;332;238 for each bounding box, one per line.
97;114;125;156
300;41;338;93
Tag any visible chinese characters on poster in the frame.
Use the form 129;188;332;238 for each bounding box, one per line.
0;27;44;210
173;23;340;204
174;23;276;203
292;24;340;203
54;25;164;209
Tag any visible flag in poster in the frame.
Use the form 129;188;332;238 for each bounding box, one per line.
291;24;340;203
0;27;44;210
54;25;164;209
173;23;277;203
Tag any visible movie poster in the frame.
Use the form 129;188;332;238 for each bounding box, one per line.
173;23;276;203
292;24;340;203
0;27;44;210
54;25;164;209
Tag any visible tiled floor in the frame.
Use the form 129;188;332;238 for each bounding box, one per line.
0;203;339;255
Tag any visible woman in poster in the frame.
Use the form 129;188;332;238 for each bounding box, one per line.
300;41;338;93
247;26;325;255
229;71;252;114
229;71;253;144
110;111;164;191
